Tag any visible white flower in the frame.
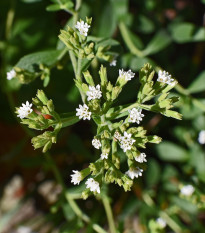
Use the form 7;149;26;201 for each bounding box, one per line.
135;153;147;163
180;184;195;196
76;104;91;120
198;130;205;144
101;153;108;160
7;69;16;80
110;60;117;66
85;178;100;193
120;131;135;152
119;69;135;81
86;85;102;101
75;20;90;36
157;70;175;85
92;138;101;149
17;101;33;119
126;167;143;179
17;226;33;233
156;218;166;229
70;170;82;185
128;108;144;124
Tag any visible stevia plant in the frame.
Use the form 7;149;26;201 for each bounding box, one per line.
10;17;182;200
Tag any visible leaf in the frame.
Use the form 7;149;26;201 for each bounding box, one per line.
156;141;189;162
46;4;61;11
95;2;117;38
188;71;205;93
15;50;64;73
142;30;172;56
169;22;205;43
46;2;74;11
145;159;161;187
111;0;129;22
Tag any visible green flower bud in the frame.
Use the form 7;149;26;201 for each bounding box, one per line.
37;90;48;105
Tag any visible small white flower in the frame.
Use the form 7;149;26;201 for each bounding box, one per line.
157;70;175;85
128;108;144;124
70;170;82;185
198;130;205;144
7;69;16;80
119;69;135;81
101;153;108;160
92;138;101;149
180;184;195;196
17;226;33;233
75;20;90;36
126;167;143;179
135;153;147;163
85;178;100;193
120;131;135;152
86;84;102;101
76;104;91;120
17;101;33;119
156;217;166;229
110;60;117;66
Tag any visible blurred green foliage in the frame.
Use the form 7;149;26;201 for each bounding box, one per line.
0;0;205;232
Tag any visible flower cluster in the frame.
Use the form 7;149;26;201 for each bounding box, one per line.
128;108;144;124
75;20;90;36
70;170;82;185
126;167;143;179
17;101;33;119
198;130;205;145
76;104;91;120
157;70;175;85
119;132;136;152
92;138;101;149
180;184;195;196
85;178;100;194
7;69;16;80
119;69;135;81
135;153;147;163
86;85;102;101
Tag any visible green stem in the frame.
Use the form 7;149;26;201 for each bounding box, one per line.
102;196;117;233
46;153;107;233
119;22;143;57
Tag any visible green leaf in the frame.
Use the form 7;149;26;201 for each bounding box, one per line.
156;141;189;162
188;71;205;93
142;30;172;56
15;50;63;73
46;4;61;11
169;22;205;43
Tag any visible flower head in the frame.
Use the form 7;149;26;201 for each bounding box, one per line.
110;60;117;67
128;108;144;124
101;153;108;160
86;85;102;101
119;69;135;81
17;226;33;233
76;104;91;120
198;130;205;144
17;101;33;119
135;153;147;163
71;170;82;185
92;138;101;149
75;20;90;36
156;218;166;229
85;178;100;193
157;70;175;85
126;167;143;179
180;184;195;196
120;131;135;152
7;69;16;80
